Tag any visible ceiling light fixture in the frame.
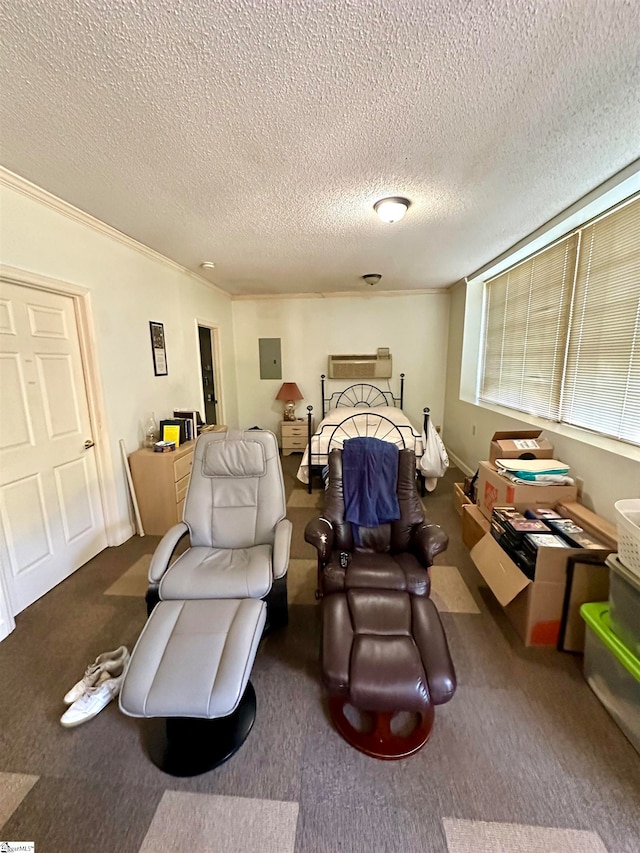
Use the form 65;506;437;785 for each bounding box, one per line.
200;261;216;270
362;273;382;286
373;197;410;223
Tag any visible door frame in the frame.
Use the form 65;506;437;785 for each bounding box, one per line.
0;535;15;639
0;265;120;547
195;319;224;426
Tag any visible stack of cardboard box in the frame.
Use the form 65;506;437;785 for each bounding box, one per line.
461;430;616;648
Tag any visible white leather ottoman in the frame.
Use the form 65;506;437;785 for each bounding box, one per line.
120;597;266;776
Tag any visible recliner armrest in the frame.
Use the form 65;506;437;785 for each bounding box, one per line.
304;517;335;563
272;517;293;579
148;522;190;583
409;522;449;568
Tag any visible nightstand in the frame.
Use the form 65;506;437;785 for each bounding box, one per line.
281;418;313;455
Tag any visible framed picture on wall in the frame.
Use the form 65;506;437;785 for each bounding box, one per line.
149;321;168;376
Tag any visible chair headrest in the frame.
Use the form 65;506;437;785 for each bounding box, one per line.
203;439;266;478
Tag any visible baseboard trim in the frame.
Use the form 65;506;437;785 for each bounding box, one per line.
447;451;475;477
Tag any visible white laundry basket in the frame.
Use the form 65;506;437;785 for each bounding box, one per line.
614;499;640;579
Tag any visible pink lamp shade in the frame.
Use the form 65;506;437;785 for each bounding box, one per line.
276;382;304;421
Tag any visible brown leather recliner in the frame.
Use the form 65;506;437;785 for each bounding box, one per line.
304;447;449;597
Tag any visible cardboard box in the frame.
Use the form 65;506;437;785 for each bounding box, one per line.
476;460;578;520
462;503;490;550
464;475;477;504
489;430;554;464
470;521;611;647
453;482;471;516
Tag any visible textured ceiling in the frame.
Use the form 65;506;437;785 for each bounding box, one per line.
1;0;640;296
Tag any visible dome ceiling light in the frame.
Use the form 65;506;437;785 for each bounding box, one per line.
362;273;382;286
200;261;216;270
373;197;410;223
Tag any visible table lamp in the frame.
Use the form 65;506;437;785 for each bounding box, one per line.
276;382;304;421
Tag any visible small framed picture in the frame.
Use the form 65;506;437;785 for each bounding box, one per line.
149;321;168;376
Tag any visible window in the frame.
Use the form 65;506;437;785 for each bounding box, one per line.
479;195;640;446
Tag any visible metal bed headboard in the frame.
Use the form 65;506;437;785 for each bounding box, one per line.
304;398;431;494
321;372;405;419
324;411;409;454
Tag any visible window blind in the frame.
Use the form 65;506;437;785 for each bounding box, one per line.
562;196;640;444
479;193;640;447
480;235;577;420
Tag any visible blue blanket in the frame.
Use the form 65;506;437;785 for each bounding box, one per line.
342;438;400;536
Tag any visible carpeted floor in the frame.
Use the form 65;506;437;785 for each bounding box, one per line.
1;455;639;853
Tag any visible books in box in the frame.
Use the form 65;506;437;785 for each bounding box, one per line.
545;518;607;550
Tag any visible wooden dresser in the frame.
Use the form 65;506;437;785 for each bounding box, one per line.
129;441;196;535
280;418;314;455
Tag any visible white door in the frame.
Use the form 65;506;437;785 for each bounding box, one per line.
0;282;107;615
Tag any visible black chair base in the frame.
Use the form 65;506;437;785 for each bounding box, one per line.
141;683;257;777
264;575;289;633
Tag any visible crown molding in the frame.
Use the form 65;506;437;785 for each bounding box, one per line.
0;167;455;301
0;166;231;300
231;287;445;301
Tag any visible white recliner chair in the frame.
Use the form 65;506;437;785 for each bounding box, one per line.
145;428;292;630
120;428;291;777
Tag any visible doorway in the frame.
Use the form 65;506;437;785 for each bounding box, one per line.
198;325;218;425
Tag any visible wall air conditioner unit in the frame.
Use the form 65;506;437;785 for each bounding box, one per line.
328;349;392;380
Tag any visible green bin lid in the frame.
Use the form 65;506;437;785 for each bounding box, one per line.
580;602;640;682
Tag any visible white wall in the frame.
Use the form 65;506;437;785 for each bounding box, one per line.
231;292;450;436
0;176;238;542
443;281;640;522
5;169;636;538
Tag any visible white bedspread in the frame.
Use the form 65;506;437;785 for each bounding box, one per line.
296;405;426;484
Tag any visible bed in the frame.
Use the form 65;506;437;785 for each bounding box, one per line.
296;374;437;493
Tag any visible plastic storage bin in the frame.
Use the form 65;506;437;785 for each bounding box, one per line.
607;554;640;659
580;602;640;754
614;499;640;579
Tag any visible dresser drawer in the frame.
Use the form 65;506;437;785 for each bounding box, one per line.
282;423;307;437
174;452;194;482
175;472;190;504
283;437;307;450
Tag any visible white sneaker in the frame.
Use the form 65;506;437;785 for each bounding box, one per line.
60;666;126;728
63;645;130;705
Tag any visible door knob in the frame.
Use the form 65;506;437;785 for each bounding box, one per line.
84;439;95;449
